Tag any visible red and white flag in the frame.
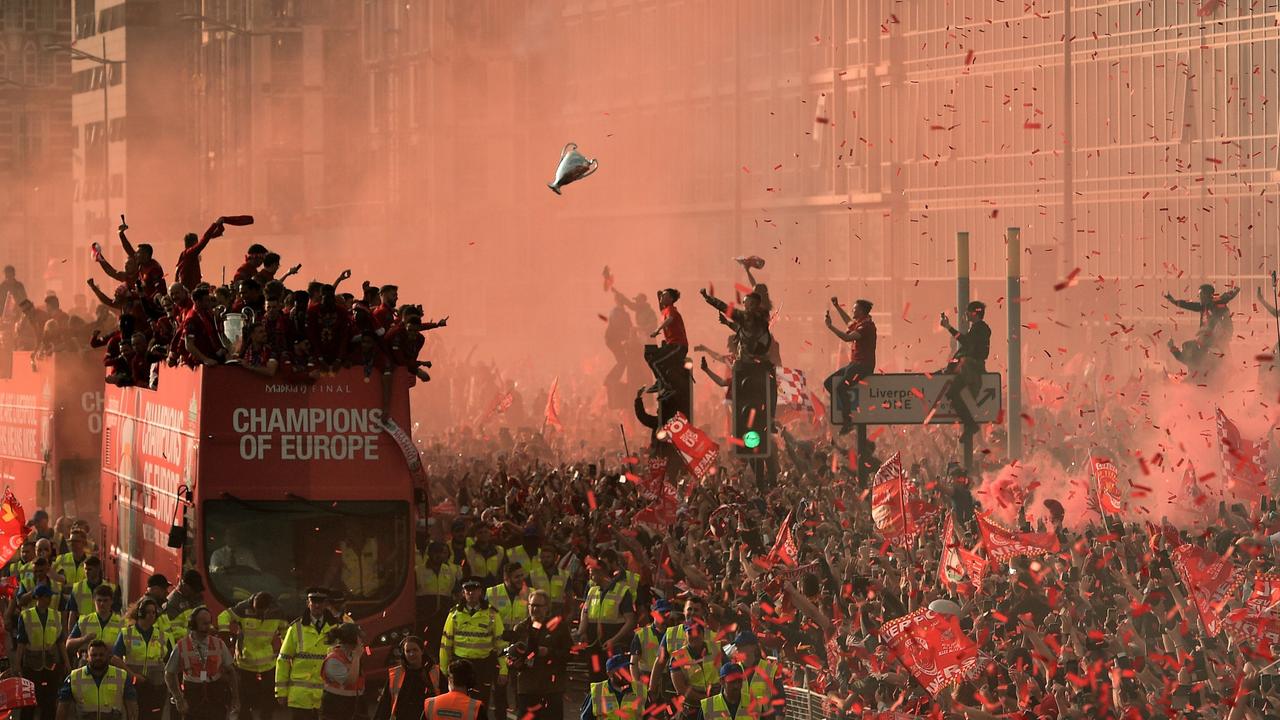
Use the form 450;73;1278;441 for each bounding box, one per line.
544;377;563;432
1172;544;1246;637
1221;608;1280;657
939;513;967;591
1247;573;1280;616
0;491;27;568
879;608;980;697
765;510;800;568
1089;455;1123;515
634;480;678;529
0;677;37;711
1216;408;1269;503
871;454;918;542
776;368;814;412
658;412;719;483
975;513;1059;563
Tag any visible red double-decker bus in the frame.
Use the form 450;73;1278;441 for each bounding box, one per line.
0;351;102;517
100;363;421;656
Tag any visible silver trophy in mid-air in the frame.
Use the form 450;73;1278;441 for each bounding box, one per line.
548;142;598;194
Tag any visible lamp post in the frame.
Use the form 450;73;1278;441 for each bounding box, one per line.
44;38;123;255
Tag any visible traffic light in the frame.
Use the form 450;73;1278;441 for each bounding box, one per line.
732;361;773;457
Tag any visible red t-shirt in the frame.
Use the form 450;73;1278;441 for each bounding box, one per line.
661;306;688;347
848;317;876;367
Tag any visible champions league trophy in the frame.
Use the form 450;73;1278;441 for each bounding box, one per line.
547;142;598;194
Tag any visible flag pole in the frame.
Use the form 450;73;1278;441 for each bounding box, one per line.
619;423;630;458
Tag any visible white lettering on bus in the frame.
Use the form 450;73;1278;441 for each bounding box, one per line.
233;407;384;461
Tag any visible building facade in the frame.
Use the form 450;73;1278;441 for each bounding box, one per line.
67;0;194;288
0;0;72;298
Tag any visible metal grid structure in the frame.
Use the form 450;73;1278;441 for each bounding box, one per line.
530;0;1280;372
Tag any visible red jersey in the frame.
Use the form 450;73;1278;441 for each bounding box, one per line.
661;305;688;347
848;317;876;368
385;323;425;367
137;259;167;298
306;304;353;364
181;307;222;367
233;256;260;283
371;303;396;333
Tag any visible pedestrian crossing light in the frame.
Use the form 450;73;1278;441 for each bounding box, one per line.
742;431;762;449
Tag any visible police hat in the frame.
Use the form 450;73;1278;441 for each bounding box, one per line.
605;655;630;673
460;577;484;590
719;663;744;680
304;586;329;600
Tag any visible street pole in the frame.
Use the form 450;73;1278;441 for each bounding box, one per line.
1007;227;1022;461
956;231;972;468
101;35;110;254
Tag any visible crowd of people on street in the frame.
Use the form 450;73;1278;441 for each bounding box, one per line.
1;231;1280;720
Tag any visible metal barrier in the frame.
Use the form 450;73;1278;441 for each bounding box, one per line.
783;686;833;720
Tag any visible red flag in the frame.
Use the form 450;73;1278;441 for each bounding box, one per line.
429;497;459;517
975;513;1059;563
939;513;966;591
1221;608;1280;658
808;391;826;426
544;377;563;432
879;608;980;697
0;678;37;710
0;491;26;568
658;412;719;483
1216;408;1269;503
958;547;988;590
872;453;919;541
1247;573;1280;616
1172;544;1245;636
765;510;800;568
635;481;677;530
1089;455;1123;515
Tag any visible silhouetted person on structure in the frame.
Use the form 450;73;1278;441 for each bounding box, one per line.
823;297;876;433
941;301;990;443
1165;283;1238;351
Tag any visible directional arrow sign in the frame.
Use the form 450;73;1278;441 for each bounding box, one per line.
832;372;1003;425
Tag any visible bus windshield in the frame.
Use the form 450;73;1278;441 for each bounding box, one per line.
202;499;410;619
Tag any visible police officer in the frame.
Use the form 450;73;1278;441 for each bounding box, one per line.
422;661;484;720
67;586;125;662
12;584;70;720
440;578;504;720
141;576;173;641
276;588;339;720
54;640;137;720
110;598;169;720
580;655;646;720
164;607;238;720
217;592;284;720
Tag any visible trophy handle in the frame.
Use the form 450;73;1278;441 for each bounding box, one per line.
561;142;577;159
582;159;599;178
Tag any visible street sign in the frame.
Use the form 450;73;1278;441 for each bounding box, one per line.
831;372;1002;425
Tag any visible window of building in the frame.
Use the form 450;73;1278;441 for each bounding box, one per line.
36;51;52;86
74;0;96;39
107;61;122;86
97;4;125;33
108;116;124;142
22;42;35;85
35;0;53;30
270;32;301;86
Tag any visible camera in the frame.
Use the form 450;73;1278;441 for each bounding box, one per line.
502;642;531;669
